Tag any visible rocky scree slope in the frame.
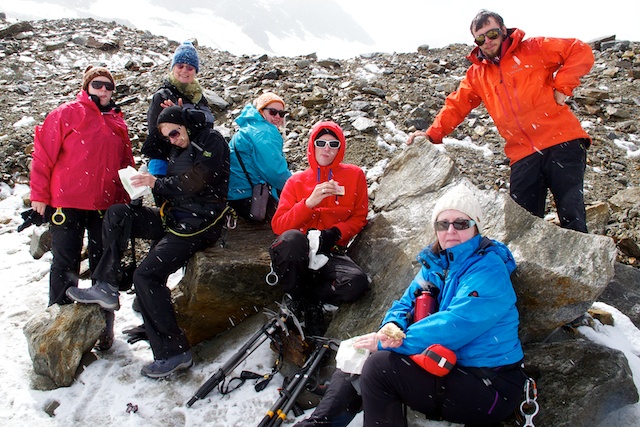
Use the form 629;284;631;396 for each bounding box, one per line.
0;17;639;265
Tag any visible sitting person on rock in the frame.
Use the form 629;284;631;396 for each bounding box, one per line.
294;184;526;427
67;105;230;378
269;121;370;336
227;92;292;223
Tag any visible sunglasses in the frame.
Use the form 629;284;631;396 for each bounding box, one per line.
434;219;476;231
263;107;287;118
90;80;115;91
474;28;502;46
314;139;341;149
175;63;196;72
164;129;181;140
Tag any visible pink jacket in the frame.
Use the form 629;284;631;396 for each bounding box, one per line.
30;91;134;210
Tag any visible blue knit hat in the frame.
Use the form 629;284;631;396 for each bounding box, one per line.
170;41;199;73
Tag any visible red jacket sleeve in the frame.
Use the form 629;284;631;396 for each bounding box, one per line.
426;72;483;144
30;108;68;204
271;166;368;247
544;37;595;96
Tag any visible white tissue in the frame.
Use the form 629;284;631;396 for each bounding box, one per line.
118;166;152;200
307;229;329;270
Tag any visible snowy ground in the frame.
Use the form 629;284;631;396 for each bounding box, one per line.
1;182;640;426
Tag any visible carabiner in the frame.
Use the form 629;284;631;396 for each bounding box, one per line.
265;262;279;286
51;207;66;226
520;378;539;427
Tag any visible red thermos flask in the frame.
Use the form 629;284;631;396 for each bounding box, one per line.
414;289;437;322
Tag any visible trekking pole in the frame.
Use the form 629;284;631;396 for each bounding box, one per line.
258;340;332;427
186;305;297;408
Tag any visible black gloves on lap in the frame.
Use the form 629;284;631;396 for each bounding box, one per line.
318;227;341;254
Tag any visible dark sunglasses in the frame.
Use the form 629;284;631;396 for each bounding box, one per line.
164;129;181;140
90;80;115;91
263;107;287;118
474;28;502;46
175;63;196;72
314;139;341;149
434;219;476;231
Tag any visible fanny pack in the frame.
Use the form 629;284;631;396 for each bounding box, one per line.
410;344;457;377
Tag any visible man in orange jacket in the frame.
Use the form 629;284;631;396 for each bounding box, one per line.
408;9;594;233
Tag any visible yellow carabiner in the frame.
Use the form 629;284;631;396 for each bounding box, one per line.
51;207;66;226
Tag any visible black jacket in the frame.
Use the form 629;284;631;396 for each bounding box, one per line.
153;125;230;222
142;81;215;160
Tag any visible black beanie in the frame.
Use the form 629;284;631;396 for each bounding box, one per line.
157;106;185;127
315;128;338;139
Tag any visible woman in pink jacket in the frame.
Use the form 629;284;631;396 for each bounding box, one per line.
30;65;134;348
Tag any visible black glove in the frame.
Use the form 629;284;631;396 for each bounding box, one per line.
123;324;148;344
318;227;341;254
17;206;53;232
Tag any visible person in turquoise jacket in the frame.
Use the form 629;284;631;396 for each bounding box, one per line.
227;92;292;222
294;183;526;427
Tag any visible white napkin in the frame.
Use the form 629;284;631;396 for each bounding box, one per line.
118;166;152;200
307;229;329;270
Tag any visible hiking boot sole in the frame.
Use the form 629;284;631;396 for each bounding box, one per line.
140;359;193;379
66;287;120;311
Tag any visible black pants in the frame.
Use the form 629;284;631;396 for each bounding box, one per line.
294;369;363;427
509;138;588;232
268;229;369;305
92;203;221;360
49;208;104;306
360;351;525;427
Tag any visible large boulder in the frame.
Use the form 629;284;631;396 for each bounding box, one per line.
520;340;638;427
173;222;282;345
23;303;104;388
328;141;617;343
599;262;640;328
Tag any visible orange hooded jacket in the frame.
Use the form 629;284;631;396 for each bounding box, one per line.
426;28;594;165
271;121;368;247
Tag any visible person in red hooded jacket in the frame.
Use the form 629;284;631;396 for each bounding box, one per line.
29;65;134;349
269;121;369;336
408;9;594;233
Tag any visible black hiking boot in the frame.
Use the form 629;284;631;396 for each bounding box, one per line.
95;309;115;351
303;300;326;337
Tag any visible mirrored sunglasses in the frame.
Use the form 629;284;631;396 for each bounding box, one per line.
314;139;341;149
90;80;115;91
434;219;476;231
474;28;502;46
175;63;196;72
164;129;181;140
263;107;287;118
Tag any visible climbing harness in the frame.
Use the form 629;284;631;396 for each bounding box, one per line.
519;378;539;427
160;202;234;238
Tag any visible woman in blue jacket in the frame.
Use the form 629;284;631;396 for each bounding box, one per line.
227;92;292;222
295;184;525;427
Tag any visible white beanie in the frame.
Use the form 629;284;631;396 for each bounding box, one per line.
431;184;484;234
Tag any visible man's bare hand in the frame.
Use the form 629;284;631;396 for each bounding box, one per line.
407;130;429;145
554;90;568;106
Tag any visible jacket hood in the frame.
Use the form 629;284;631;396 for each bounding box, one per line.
420;235;516;275
307;121;346;172
235;103;270;128
467;27;524;65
